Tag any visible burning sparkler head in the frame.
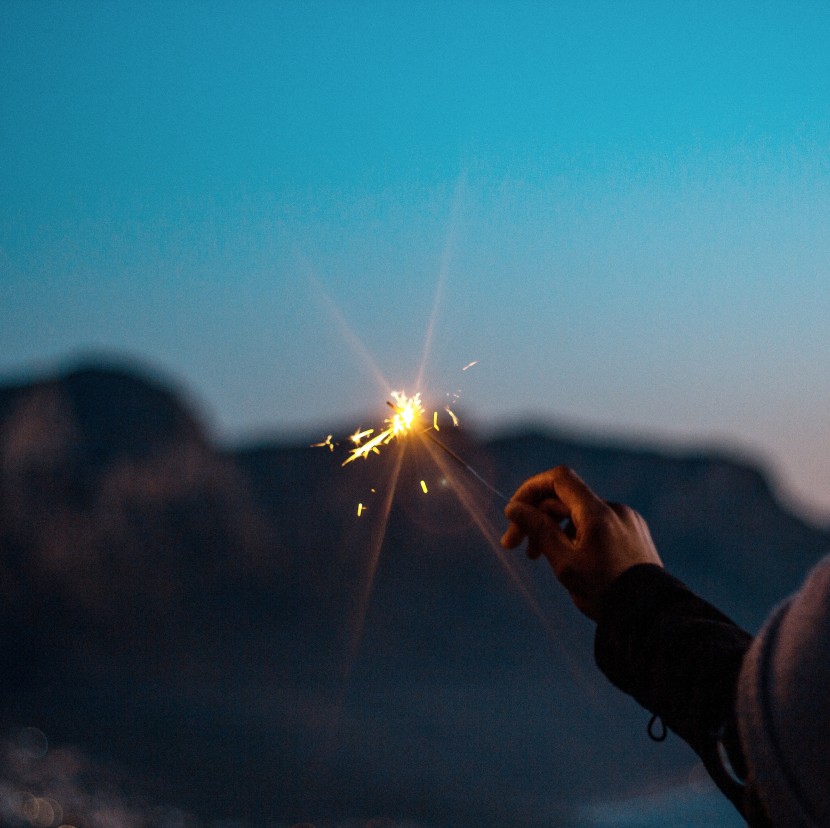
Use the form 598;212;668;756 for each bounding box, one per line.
313;363;505;519
341;390;426;466
387;390;424;435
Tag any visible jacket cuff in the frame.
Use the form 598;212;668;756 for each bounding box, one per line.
594;564;692;687
594;562;751;731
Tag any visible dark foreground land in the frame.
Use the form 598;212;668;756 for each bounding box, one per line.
1;363;826;827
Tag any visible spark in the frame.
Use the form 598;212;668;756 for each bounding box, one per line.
341;391;424;466
311;434;335;452
462;360;479;371
336;384;505;504
350;427;374;445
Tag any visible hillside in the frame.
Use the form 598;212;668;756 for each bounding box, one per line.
1;362;826;827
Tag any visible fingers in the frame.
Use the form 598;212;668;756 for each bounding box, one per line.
542;466;606;522
500;502;542;549
500;499;544;548
507;468;564;505
502;466;598;551
501;501;571;560
500;519;525;550
508;466;605;522
539;497;570;519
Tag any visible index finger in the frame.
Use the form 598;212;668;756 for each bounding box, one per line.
508;466;605;523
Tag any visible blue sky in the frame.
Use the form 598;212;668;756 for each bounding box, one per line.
2;1;830;521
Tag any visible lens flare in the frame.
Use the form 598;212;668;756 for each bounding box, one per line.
341;391;425;466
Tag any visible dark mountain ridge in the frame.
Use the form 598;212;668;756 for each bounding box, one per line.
0;361;826;827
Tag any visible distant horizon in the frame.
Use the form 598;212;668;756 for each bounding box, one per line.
3;349;827;532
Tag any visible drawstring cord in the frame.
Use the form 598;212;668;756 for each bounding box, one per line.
647;713;667;742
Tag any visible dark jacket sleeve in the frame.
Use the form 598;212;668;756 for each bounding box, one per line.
594;564;755;818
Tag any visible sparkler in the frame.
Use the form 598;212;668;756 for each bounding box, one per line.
315;387;508;506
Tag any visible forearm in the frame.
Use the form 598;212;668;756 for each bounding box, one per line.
594;564;752;811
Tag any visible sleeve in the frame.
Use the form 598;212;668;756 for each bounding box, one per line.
594;563;754;815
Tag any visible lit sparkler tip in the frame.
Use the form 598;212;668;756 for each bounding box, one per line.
342;390;424;465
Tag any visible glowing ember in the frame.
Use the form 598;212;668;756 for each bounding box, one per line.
350;427;374;445
357;502;365;516
311;434;335;452
420;479;429;494
342;391;425;466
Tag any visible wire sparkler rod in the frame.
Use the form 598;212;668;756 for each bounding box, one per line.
423;429;509;504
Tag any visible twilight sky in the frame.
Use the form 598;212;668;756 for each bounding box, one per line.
2;1;830;523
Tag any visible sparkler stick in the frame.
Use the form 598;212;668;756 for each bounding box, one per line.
422;429;509;504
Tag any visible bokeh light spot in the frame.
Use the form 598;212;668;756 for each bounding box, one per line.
17;727;48;759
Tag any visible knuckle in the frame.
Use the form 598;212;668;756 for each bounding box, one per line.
607;501;639;522
585;499;614;521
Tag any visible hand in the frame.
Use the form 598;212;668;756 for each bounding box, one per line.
501;466;662;620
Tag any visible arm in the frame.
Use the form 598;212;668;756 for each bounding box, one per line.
596;563;752;812
502;466;753;816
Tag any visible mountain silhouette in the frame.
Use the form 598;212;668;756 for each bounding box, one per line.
0;361;826;827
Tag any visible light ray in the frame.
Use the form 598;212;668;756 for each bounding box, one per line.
296;247;392;394
419;434;593;691
319;445;406;755
301;179;602;744
342;391;425;466
415;173;467;392
420;438;547;628
345;446;405;672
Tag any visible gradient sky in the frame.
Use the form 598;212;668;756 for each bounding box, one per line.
2;1;830;523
